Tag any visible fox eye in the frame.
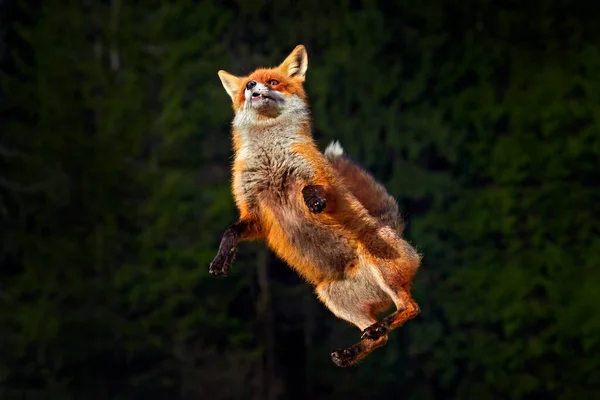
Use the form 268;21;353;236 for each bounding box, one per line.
268;79;279;86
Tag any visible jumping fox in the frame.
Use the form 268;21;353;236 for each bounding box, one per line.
210;45;422;367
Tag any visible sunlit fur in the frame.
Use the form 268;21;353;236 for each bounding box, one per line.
215;45;422;367
324;142;405;234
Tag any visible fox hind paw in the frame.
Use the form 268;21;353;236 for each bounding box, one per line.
331;347;359;368
361;322;388;341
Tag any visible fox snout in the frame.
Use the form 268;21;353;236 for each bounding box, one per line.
245;81;269;98
245;81;282;107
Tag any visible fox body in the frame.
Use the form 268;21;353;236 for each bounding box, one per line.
211;45;421;367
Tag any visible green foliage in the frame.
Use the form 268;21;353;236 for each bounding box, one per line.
1;0;598;399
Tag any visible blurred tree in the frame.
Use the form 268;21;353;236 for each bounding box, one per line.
0;1;261;398
403;1;600;398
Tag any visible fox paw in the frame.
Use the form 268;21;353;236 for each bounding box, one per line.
331;347;359;368
302;185;326;213
208;249;236;277
361;322;388;341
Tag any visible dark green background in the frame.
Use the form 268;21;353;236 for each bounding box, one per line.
1;0;598;399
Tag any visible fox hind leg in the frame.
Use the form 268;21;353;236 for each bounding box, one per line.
316;268;393;367
316;278;380;331
361;283;420;341
331;335;389;368
359;237;421;341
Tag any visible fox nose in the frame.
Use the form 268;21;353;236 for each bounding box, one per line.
246;80;257;90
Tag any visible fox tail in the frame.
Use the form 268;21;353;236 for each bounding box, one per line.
325;141;404;234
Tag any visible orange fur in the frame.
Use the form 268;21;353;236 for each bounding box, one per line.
212;45;422;368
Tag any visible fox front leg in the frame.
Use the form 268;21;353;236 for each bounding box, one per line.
302;184;327;213
209;220;254;276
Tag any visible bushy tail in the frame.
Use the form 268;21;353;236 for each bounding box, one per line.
324;141;404;234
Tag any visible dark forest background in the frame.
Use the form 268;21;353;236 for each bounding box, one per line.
1;0;599;399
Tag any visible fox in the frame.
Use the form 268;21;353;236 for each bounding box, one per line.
210;44;421;367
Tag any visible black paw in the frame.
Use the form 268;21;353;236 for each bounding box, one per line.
331;347;359;368
361;322;388;341
208;249;236;277
302;185;326;213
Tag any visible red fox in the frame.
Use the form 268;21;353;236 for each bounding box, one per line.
211;45;421;367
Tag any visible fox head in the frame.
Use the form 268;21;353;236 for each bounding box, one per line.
218;45;309;123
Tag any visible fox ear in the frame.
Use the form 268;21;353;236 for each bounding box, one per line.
279;45;308;81
218;70;242;100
